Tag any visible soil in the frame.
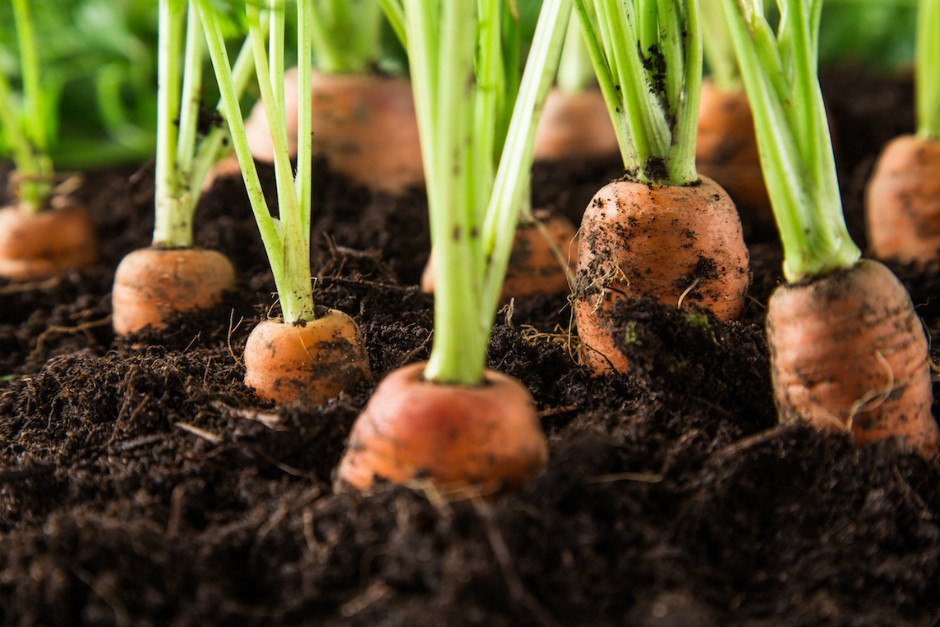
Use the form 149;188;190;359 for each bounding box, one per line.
2;68;939;627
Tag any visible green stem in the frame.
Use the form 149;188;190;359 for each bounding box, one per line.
556;13;594;94
701;0;741;89
722;0;859;282
153;0;185;246
917;0;940;138
309;0;381;74
666;0;701;185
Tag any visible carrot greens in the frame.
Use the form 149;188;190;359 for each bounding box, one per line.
198;0;316;324
309;0;382;74
917;0;940;139
385;0;572;386
721;0;860;282
574;0;701;185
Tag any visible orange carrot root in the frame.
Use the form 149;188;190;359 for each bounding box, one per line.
422;210;578;300
865;134;940;265
243;309;370;405
244;67;424;194
695;79;770;211
533;87;620;161
0;197;98;280
111;247;236;336
574;176;749;374
766;259;939;459
335;361;547;493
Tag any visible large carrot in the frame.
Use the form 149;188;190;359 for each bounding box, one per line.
571;0;750;375
865;0;940;265
336;0;572;491
724;0;939;458
199;0;369;405
0;0;98;280
111;2;254;335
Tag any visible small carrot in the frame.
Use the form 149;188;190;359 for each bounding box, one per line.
335;362;546;491
865;0;940;266
865;135;940;265
724;0;939;458
111;247;235;336
422;210;578;300
572;0;750;375
575;176;749;373
0;197;98;280
243;310;370;405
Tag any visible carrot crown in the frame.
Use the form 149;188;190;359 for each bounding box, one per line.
199;0;317;324
917;0;940;139
0;0;54;214
723;0;860;283
385;0;572;386
574;0;701;185
153;0;257;249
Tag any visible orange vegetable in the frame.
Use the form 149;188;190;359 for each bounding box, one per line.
243;67;424;194
766;259;939;459
421;210;578;300
335;361;547;492
111;247;236;335
533;87;619;161
574;176;749;374
865;134;940;265
243;309;370;405
0;196;98;280
695;79;770;212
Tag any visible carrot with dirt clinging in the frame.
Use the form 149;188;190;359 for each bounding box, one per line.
199;0;370;405
337;0;573;493
112;1;261;336
865;0;940;266
0;0;97;280
572;0;750;375
723;0;939;458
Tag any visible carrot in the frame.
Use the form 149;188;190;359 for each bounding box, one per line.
0;197;98;281
865;135;940;265
335;361;546;491
111;247;235;335
243;309;370;405
766;259;938;457
336;0;571;491
243;68;424;195
695;79;770;211
572;0;749;375
724;0;939;458
533;86;619;162
574;176;749;373
421;210;578;300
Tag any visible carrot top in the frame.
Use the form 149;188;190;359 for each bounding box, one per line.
309;0;382;75
0;0;54;214
386;0;572;386
722;0;860;283
199;0;316;324
917;0;940;139
701;0;741;90
574;0;701;185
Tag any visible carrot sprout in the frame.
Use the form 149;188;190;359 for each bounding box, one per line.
722;0;860;282
309;0;382;74
152;0;258;248
917;0;940;139
0;0;54;214
574;0;701;186
198;0;316;324
386;0;572;386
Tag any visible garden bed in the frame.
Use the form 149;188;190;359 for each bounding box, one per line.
1;69;938;626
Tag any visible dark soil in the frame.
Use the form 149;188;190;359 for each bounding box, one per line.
2;69;939;627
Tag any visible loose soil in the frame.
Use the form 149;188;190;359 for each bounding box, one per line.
1;69;939;626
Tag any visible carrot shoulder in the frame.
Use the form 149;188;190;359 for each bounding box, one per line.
574;176;750;373
335;361;547;492
243;309;370;405
0;197;98;280
767;259;939;458
111;247;236;336
865;134;940;265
